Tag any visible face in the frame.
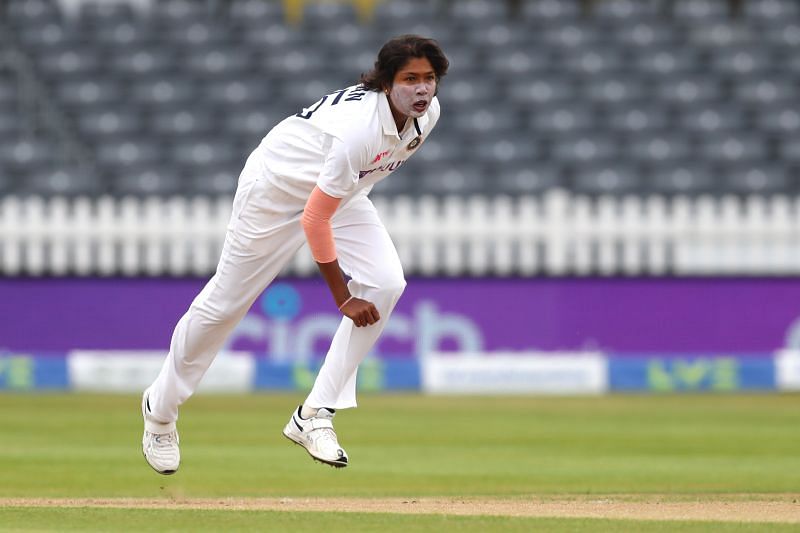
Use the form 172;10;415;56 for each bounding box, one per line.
387;57;436;120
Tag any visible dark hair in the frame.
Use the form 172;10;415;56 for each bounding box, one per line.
359;35;449;92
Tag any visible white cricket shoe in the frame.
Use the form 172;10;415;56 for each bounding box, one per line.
141;392;180;475
282;406;348;468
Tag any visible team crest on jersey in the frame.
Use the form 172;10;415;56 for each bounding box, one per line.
407;136;422;150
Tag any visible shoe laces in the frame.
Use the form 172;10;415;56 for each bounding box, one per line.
149;431;177;448
316;427;339;447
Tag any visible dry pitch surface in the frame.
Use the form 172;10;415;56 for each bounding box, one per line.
3;495;799;523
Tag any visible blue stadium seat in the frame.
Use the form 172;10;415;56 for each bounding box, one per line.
130;76;196;108
108;46;177;78
187;165;240;196
20;165;105;196
756;105;800;135
672;0;730;22
719;163;792;195
0;138;54;171
708;45;775;77
605;104;671;133
530;103;597;137
647;162;717;195
95;138;164;170
468;136;542;166
633;46;702;77
778;136;800;163
229;0;285;25
150;108;217;138
700;133;769;163
301;1;358;29
591;0;659;23
678;104;746;134
654;75;724;104
581;74;648;106
448;0;509;26
411;136;469;165
36;46;103;81
560;46;626;75
506;75;579;106
169;137;240;170
628;133;693;163
111;165;185;196
612;20;683;48
495;163;563;194
742;0;799;23
551;133;619;164
417;163;486;196
486;45;551;76
182;45;253;79
521;0;581;23
571;163;642;195
55;78;125;108
733;77;798;105
77;107;144;139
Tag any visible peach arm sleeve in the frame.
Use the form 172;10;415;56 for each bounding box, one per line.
301;185;342;263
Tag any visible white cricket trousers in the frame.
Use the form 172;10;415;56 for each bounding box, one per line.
144;151;406;432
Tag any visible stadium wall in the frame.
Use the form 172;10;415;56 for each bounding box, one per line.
2;277;798;394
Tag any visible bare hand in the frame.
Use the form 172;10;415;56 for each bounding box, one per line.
340;297;380;327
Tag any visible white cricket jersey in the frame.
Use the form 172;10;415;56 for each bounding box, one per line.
258;84;440;200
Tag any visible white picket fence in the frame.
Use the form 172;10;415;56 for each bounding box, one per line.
1;191;799;276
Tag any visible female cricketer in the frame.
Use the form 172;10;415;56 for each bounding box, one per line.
141;35;449;474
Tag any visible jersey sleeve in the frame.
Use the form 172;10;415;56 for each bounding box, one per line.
315;133;371;199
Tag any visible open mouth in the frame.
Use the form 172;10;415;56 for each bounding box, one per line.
413;100;428;112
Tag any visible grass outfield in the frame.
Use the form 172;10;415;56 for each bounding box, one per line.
1;393;799;531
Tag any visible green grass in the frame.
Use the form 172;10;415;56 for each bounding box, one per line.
1;393;799;531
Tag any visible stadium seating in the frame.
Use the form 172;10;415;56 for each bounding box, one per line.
0;0;798;198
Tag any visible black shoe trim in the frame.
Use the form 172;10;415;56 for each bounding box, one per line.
146;395;152;414
292;416;304;432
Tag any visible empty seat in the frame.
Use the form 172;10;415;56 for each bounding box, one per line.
260;47;330;76
77;107;144;138
571;164;641;195
0;138;54;170
468;137;542;165
169;138;239;169
448;0;509;25
613;21;683;48
507;75;579;106
222;108;279;139
539;23;602;50
633;46;702;76
130;76;196;107
55;78;123;108
486;46;551;75
187;165;239;195
229;0;285;25
93;20;155;48
36;46;102;80
15;21;80;50
687;21;755;48
719;163;791;195
733;77;798;105
605;104;671;133
700;134;769;163
778;136;800;162
111;165;185;196
369;162;418;196
150;108;217;137
240;22;304;48
530;104;596;136
437;78;498;106
449;107;519;137
654;75;724;104
20;165;104;196
678;104;746;133
521;0;580;22
108;46;177;78
629;133;693;163
464;22;531;48
708;45;774;77
672;0;729;21
150;0;214;24
78;1;136;26
301;1;358;29
560;46;626;75
372;0;439;29
647;162;717;195
581;75;648;105
592;0;659;23
756;105;800;134
95;138;164;170
495;163;564;194
7;0;60;26
204;77;277;107
417;164;486;195
742;0;799;22
551;134;619;164
162;20;230;46
182;45;253;78
760;20;800;48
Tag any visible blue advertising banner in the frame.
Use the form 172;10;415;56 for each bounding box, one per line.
0;353;69;391
608;355;776;392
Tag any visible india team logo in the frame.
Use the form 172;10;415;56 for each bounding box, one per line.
407;136;422;150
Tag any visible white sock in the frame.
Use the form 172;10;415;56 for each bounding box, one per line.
300;405;319;419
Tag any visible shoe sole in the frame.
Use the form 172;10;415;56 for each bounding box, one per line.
282;429;348;469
